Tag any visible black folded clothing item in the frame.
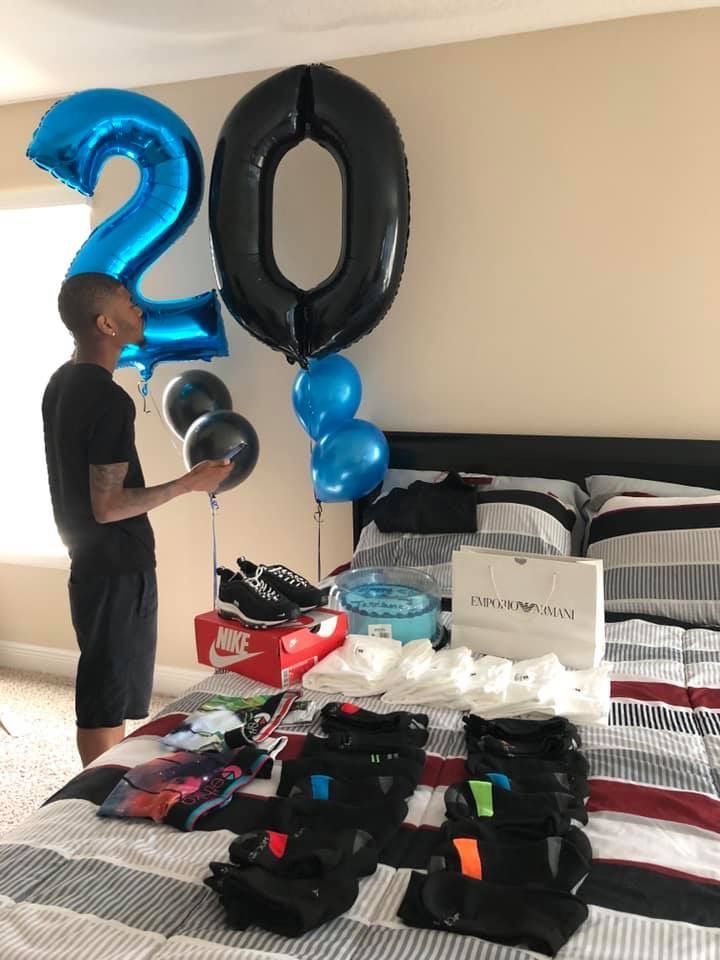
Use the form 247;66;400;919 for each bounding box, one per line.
398;870;588;957
225;825;378;878
200;792;408;852
441;814;574;845
207;863;360;936
429;827;592;892
464;763;589;801
321;703;429;747
300;733;425;778
444;779;588;827
278;754;423;798
465;749;589;782
369;472;478;534
467;732;579;762
464;715;581;750
277;794;409;849
287;772;417;805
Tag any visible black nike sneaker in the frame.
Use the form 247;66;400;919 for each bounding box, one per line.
216;566;301;627
236;557;325;612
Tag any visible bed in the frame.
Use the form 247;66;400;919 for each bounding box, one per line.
1;432;719;959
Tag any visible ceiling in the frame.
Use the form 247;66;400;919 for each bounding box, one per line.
2;0;718;106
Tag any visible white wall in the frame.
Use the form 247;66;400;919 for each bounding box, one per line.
1;8;720;671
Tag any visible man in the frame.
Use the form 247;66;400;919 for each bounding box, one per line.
42;273;232;766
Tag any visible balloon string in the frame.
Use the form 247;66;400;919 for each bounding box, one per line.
138;380;150;414
143;382;184;457
309;437;323;582
314;499;323;584
210;493;219;608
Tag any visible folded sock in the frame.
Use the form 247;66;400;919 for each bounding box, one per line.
321;703;429;746
276;795;409;848
162;692;299;751
223;729;288;758
464;761;589;801
398;871;588;957
429;830;592;891
284;698;318;726
441;814;574;845
464;715;581;749
443;819;590;854
303;730;428;757
445;780;588;826
207;864;359;936
466;749;589;781
287;772;416;804
224;825;378;878
467;732;578;761
199;790;407;849
278;754;423;798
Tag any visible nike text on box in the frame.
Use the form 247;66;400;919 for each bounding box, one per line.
195;608;348;688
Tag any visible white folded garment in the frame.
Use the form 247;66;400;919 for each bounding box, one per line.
464;655;514;714
476;653;565;720
302;634;402;696
303;631;610;724
382;644;476;707
555;664;611;724
163;708;247;751
393;639;436;683
466;655;514;697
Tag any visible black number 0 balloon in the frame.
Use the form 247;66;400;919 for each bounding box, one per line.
209;64;410;365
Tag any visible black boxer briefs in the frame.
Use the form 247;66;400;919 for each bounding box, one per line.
70;570;157;728
279;756;420;799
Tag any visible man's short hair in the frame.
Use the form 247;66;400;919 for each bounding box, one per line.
58;273;123;339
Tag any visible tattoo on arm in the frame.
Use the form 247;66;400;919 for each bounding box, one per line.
91;463;128;493
90;463;184;523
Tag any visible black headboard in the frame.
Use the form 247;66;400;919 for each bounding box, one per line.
352;431;720;545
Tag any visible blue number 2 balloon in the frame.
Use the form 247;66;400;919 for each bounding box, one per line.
27;88;227;381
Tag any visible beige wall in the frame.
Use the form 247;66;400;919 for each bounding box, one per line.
2;9;720;671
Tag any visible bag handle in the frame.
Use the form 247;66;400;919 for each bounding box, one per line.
488;563;558;619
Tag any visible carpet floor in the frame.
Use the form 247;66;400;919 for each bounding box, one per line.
0;667;173;835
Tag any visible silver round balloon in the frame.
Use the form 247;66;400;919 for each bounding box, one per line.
183;410;259;493
162;369;232;439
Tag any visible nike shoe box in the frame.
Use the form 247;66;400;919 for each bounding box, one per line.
195;608;347;688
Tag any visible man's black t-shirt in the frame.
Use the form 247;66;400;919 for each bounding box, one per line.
42;362;155;577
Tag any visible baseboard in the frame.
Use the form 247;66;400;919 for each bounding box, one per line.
0;640;212;698
151;663;214;697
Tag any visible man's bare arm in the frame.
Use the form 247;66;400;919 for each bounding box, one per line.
90;459;233;524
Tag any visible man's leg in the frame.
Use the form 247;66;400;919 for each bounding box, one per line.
76;724;126;767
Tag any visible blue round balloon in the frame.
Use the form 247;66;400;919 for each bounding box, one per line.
292;355;362;441
311;419;389;503
27;88;227;380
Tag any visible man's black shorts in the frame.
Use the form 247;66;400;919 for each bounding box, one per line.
69;570;158;728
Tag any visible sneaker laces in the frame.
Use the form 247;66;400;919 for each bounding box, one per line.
269;565;310;588
245;566;283;601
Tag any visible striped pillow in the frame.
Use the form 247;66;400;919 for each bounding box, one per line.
352;490;577;597
585;494;720;627
585;474;719;515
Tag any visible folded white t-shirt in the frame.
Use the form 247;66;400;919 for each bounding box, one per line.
302;635;401;696
303;633;610;725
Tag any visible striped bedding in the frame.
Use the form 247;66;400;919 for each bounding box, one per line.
1;618;719;959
